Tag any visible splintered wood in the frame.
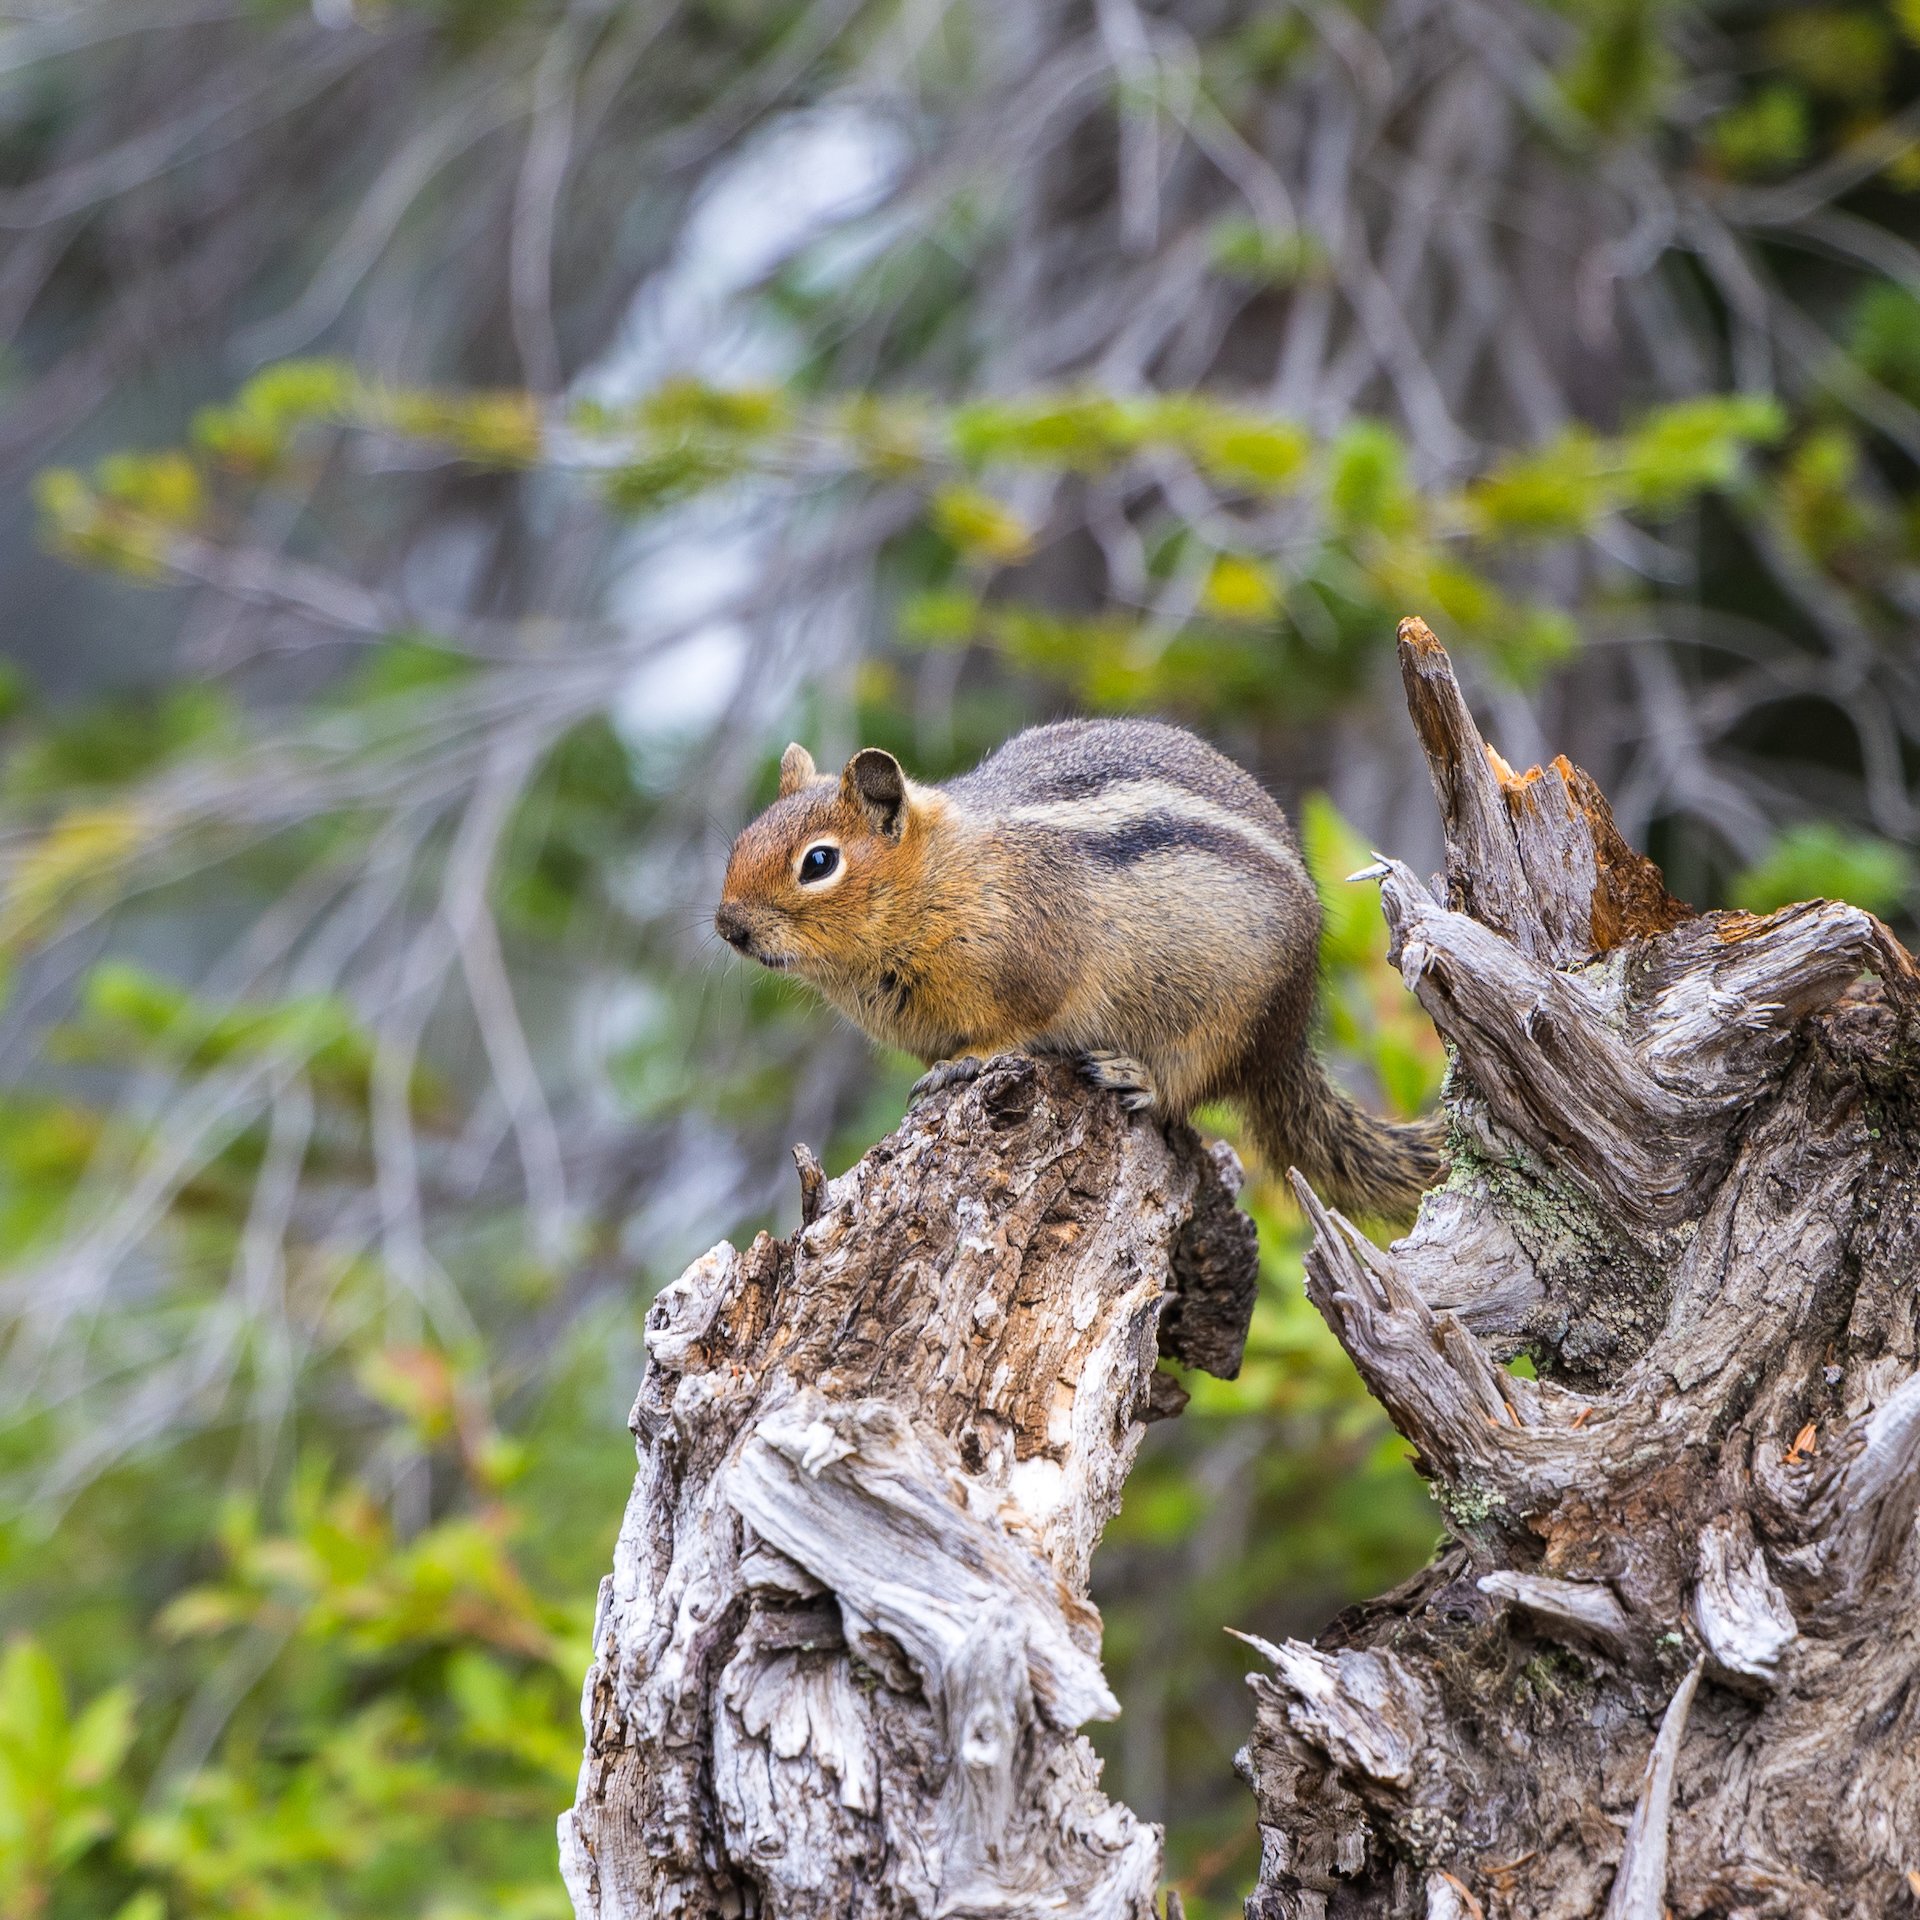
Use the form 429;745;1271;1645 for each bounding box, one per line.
1244;622;1920;1920
559;1055;1257;1919
564;616;1920;1920
1395;614;1692;964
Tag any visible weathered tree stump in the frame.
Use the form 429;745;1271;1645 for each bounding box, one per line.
1242;620;1920;1920
564;615;1920;1920
559;1053;1258;1918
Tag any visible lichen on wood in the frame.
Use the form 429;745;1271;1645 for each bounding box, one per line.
1242;623;1920;1920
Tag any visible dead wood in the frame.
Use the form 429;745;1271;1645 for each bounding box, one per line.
1243;620;1920;1920
559;1054;1257;1918
564;613;1920;1920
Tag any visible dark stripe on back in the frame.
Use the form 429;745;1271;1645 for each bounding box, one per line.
1075;812;1281;874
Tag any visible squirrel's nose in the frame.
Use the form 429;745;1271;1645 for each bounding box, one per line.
714;903;753;951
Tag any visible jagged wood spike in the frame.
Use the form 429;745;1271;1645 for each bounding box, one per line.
1395;613;1547;956
1245;622;1920;1920
1397;614;1690;967
1287;1168;1534;1493
1603;1660;1704;1920
791;1139;826;1226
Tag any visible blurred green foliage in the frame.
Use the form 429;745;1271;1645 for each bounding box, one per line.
35;366;1787;724
0;1636;137;1918
0;1319;629;1919
7;0;1920;1912
9;360;1917;1920
1732;821;1914;917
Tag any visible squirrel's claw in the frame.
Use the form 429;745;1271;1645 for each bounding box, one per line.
1081;1050;1159;1113
909;1055;988;1107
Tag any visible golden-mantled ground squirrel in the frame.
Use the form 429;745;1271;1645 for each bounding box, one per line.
715;719;1444;1221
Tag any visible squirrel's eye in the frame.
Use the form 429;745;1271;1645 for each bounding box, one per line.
798;844;840;884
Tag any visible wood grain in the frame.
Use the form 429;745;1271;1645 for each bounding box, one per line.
559;1054;1257;1919
1247;625;1920;1920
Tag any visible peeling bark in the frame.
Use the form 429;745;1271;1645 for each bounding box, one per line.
1242;621;1920;1920
560;1055;1257;1918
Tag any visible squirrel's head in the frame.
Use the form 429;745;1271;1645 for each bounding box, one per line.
715;743;921;979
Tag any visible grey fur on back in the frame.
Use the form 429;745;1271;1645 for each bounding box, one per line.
943;719;1302;854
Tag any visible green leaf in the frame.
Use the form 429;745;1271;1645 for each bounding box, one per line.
1198;554;1281;621
1326;421;1411;533
1780;426;1874;559
1206;218;1327;289
897;588;980;646
636;377;789;440
1710;85;1810;178
192;357;358;471
0;1635;68;1771
1;685;236;799
0;806;149;952
603;443;739;514
95;452;205;529
1558;0;1676;134
1158;401;1309;493
931;486;1032;562
948;395;1141;470
1467;430;1608;538
332;634;478;707
379;387;542;466
66;1683;137;1788
1300;792;1382;970
1619;394;1785;510
1848;284;1920;407
1765;9;1892;102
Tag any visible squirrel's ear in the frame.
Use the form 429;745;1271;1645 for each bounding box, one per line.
777;743;817;797
841;748;907;836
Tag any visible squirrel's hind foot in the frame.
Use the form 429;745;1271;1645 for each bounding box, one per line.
911;1049;1159;1114
908;1055;988;1107
1080;1050;1159;1113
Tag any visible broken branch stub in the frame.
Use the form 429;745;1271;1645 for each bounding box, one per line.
1395;613;1691;966
1248;624;1920;1920
560;1054;1257;1919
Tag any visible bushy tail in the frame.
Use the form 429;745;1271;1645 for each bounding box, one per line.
1243;1049;1446;1225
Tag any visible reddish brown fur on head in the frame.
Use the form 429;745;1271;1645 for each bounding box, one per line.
715;743;923;981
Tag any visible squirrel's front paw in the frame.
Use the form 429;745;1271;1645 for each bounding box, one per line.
1081;1050;1159;1113
909;1055;988;1107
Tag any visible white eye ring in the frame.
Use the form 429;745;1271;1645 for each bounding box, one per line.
795;840;844;888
